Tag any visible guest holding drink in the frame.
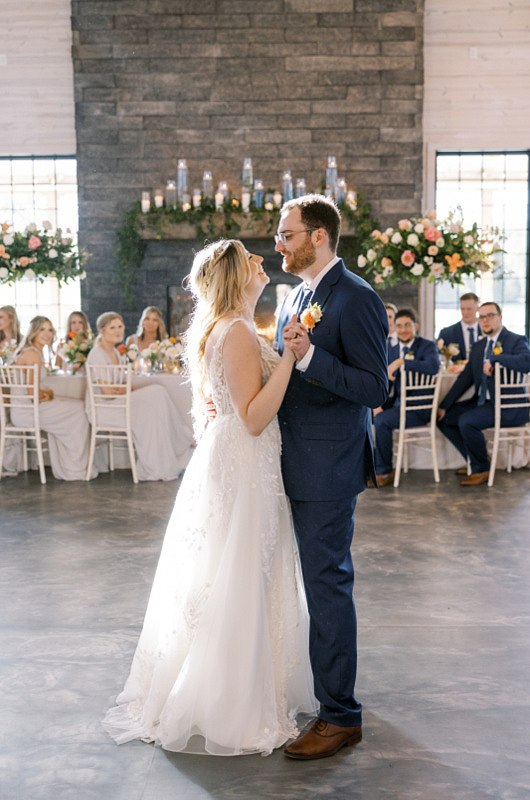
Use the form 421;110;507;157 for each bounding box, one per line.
12;316;96;480
87;312;192;481
0;305;22;361
56;310;93;372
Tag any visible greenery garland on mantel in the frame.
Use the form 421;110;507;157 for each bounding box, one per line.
116;193;379;305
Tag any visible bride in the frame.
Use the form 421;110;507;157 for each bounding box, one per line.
103;239;317;756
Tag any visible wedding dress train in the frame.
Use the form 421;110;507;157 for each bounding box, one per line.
103;321;317;755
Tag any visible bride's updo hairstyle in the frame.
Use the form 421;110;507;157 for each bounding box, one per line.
185;239;251;404
95;311;124;343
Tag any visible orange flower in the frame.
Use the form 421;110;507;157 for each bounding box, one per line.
381;257;393;268
445;253;464;273
68;331;76;339
169;337;176;343
117;344;127;355
0;244;10;260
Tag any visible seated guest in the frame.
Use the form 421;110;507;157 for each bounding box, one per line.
438;292;480;364
0;305;22;360
374;308;440;487
56;310;93;371
385;302;398;347
87;312;192;481
437;302;530;486
11;316;97;480
126;306;167;350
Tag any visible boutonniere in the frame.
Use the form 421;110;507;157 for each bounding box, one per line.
492;343;503;356
404;352;415;360
300;302;323;332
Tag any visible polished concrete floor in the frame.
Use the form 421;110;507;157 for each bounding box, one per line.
1;466;530;800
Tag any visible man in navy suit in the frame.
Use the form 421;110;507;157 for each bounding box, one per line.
274;195;388;759
438;292;481;363
373;308;440;487
437;302;530;486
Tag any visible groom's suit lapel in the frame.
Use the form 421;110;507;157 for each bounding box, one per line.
310;259;344;311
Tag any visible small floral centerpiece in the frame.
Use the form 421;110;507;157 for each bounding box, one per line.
62;331;94;367
0;221;88;284
141;341;163;372
0;338;18;365
357;211;503;289
437;339;461;369
159;337;184;371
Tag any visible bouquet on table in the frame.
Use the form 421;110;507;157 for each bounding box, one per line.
159;337;184;371
61;331;94;369
357;210;504;289
0;338;17;365
437;340;461;369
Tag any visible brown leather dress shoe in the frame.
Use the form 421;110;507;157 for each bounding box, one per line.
460;470;489;486
284;719;362;760
454;466;468;476
376;471;395;488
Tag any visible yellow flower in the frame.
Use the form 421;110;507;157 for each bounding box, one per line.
493;344;503;356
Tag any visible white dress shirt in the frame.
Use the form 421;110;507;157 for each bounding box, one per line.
460;320;480;357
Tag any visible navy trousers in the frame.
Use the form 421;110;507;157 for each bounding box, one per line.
374;406;431;475
289;496;362;727
438;399;529;473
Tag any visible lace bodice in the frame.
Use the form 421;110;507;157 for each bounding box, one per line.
206;319;279;418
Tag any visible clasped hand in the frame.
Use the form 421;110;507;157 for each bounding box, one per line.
283;313;310;361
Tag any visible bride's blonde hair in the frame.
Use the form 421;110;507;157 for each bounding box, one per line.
184;239;251;415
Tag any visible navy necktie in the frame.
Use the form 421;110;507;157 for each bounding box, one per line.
298;286;313;315
468;327;475;353
401;345;409;359
477;339;494;406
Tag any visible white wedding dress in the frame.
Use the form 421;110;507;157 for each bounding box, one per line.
103;321;317;755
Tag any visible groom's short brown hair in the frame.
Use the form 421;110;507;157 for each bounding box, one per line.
282;194;341;252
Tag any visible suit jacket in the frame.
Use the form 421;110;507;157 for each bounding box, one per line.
385;336;440;408
275;260;389;500
440;326;530;410
438;320;481;362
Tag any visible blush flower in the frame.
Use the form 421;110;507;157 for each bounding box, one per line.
401;250;416;267
424;227;441;242
19;256;31;268
28;235;42;250
398;219;412;231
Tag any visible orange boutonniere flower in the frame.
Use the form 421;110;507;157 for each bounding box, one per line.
445;253;464;273
300;302;323;332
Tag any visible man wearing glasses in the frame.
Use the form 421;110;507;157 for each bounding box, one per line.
437;302;530;486
274;195;389;759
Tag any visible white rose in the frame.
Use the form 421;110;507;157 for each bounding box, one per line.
414;223;424;234
367;249;377;262
3;234;14;246
0;266;8;278
385;227;394;236
42;220;53;231
264;201;273;211
391;232;402;244
79;271;87;280
382;265;394;277
25;268;36;280
48;248;58;258
357;254;367;268
25;222;38;233
141;348;152;359
464;235;474;245
436;237;445;247
407;233;419;247
423;256;433;265
410;263;424;276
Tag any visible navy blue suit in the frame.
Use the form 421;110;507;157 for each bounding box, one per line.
275;260;388;727
438;327;530;472
374;337;440;475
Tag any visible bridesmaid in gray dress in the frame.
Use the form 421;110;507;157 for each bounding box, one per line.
86;312;192;481
12;316;96;481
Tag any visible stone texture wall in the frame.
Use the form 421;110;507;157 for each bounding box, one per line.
71;0;424;330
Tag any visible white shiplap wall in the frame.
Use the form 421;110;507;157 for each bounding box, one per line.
421;0;530;334
0;0;75;155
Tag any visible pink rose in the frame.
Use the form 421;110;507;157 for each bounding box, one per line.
398;219;412;231
424;227;441;242
374;274;384;284
19;256;31;267
27;235;42;250
400;250;416;267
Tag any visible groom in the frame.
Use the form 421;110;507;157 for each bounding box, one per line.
275;195;388;759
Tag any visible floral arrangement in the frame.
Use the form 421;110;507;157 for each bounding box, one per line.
61;331;94;365
0;338;18;365
0;221;88;284
437;339;461;367
118;337;183;372
357;211;504;289
300;302;323;332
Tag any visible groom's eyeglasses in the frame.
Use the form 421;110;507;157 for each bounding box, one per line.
274;229;317;246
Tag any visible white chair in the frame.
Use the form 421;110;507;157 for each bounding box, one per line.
85;363;138;483
393;368;443;488
487;363;530;487
0;364;47;484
